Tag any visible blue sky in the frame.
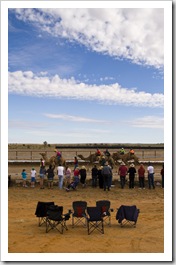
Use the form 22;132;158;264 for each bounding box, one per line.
7;5;166;144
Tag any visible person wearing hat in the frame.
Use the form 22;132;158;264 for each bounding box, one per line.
128;164;136;189
79;165;87;188
100;156;106;167
120;148;125;155
118;161;128;189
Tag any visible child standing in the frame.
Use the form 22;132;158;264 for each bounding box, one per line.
21;169;28;187
31;168;36;188
65;166;71;187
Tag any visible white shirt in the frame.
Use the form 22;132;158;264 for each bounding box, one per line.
31;169;36;178
57;166;64;176
147;165;154;174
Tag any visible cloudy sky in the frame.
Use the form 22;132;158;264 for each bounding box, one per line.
7;2;169;144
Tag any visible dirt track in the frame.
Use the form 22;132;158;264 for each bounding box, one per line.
8;184;164;254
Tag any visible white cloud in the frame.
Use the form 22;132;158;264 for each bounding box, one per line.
8;71;164;108
126;116;164;129
13;8;164;69
44;113;110;123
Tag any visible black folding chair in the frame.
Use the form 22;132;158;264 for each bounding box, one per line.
72;201;87;228
96;200;113;226
35;201;55;226
46;205;71;233
86;207;104;235
116;205;140;228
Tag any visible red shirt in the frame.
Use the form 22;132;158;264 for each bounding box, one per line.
74;169;80;177
138;167;145;177
118;165;128;176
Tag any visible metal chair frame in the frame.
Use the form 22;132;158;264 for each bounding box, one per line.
46;205;71;233
86;207;104;235
96;200;113;226
72;201;87;228
35;201;55;227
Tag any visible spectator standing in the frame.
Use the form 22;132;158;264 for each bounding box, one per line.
57;164;65;189
46;165;55;189
91;164;98;187
40;158;45;167
30;168;36;188
65;166;72;187
128;164;136;189
118;162;128;189
108;164;113;186
79;166;87;188
39;165;46;189
21;169;28;187
74;156;78;170
101;162;112;191
161;164;164;188
138;164;145;189
98;166;104;188
73;167;80;186
147;162;155;189
100;156;106;167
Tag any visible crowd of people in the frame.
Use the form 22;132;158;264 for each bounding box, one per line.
21;156;164;191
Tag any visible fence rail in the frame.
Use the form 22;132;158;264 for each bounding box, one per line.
8;149;164;161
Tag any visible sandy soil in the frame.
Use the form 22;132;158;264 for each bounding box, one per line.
8;178;164;254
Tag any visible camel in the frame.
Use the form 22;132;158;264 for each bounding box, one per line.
78;153;115;168
77;154;98;164
39;152;66;168
112;152;139;165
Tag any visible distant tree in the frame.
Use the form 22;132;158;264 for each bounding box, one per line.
43;141;48;148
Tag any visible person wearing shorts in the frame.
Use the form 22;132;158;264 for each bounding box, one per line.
31;168;36;188
46;165;54;189
21;169;28;187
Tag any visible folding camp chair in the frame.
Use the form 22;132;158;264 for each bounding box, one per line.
116;205;140;228
46;205;71;233
86;207;104;235
35;201;55;226
96;200;113;226
72;201;87;228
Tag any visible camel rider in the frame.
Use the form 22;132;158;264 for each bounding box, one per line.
104;149;110;157
130;149;135;155
55;149;62;162
120;148;125;155
96;148;101;156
